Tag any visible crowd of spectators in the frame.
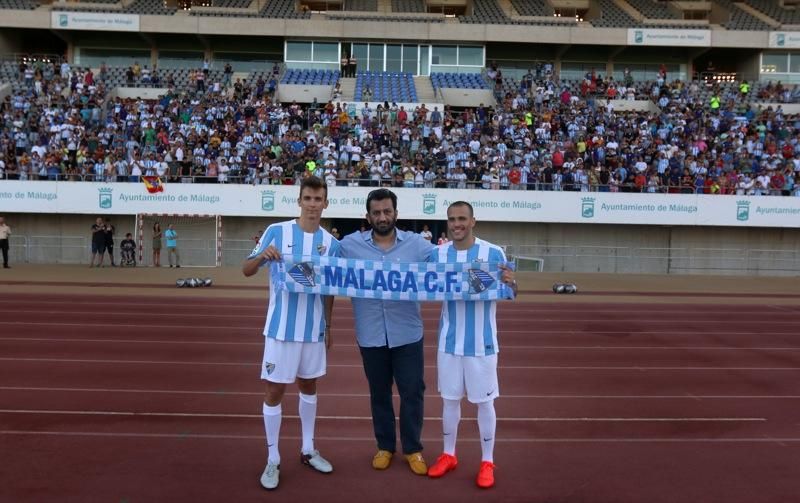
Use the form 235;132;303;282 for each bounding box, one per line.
1;57;800;197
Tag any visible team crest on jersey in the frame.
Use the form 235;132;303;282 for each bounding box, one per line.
288;262;316;287
467;269;495;294
316;244;327;255
264;362;276;375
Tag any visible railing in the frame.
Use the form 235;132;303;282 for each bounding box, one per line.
505;245;800;274
26;235;88;264
0;53;64;65
8;235;28;264
7;235;800;275
2;175;798;196
10;234;218;266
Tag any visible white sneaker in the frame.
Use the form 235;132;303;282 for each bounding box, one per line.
301;450;333;473
260;462;280;490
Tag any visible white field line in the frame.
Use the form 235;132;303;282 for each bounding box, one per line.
1;337;798;352
2;320;800;335
1;309;800;324
0;386;800;401
2;430;798;443
0;356;799;371
0;409;767;422
2;386;799;399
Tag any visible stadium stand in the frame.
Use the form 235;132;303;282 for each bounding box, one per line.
260;0;310;18
344;0;377;11
326;12;444;21
509;0;553;17
715;0;774;30
354;71;418;102
742;0;799;24
212;0;253;8
430;72;489;91
591;0;639;27
460;0;575;25
282;69;340;86
391;0;425;13
52;0;178;14
0;0;38;9
2;54;800;197
625;0;678;20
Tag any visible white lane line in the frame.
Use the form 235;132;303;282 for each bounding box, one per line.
2;386;799;400
0;409;767;422
1;357;799;370
2;311;799;324
3;431;796;443
2;337;798;352
1;386;800;400
0;321;257;330
0;309;265;319
2;321;799;336
3;300;797;313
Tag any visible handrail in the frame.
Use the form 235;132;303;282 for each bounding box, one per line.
8;234;800;272
1;174;797;196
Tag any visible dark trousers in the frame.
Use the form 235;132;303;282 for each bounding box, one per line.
0;239;8;266
359;339;425;455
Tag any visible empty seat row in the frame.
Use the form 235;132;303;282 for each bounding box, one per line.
282;69;340;85
430;72;489;90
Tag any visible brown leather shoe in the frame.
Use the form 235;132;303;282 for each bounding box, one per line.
405;452;427;475
372;450;393;470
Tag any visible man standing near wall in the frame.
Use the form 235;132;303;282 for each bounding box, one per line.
90;217;106;268
165;224;180;268
0;216;11;269
104;219;116;267
339;188;434;475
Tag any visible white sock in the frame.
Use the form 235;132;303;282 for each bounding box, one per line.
298;393;317;455
442;398;461;456
477;400;496;463
263;402;282;465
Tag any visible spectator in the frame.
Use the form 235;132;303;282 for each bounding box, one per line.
120;233;136;267
152;222;163;267
0;216;11;269
104;219;116;267
90;217;106;268
165;224;180;268
419;224;432;243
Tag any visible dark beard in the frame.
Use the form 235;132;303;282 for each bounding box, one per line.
371;221;396;236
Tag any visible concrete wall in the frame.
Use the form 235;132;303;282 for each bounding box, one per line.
3;213;799;274
277;84;333;104
0;7;786;48
439;88;496;108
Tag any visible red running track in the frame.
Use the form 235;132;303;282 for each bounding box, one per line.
0;292;799;503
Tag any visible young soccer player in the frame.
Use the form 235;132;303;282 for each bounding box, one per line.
427;201;517;489
243;176;340;490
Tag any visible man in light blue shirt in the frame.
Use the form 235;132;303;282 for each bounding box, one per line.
339;188;435;475
165;224;180;268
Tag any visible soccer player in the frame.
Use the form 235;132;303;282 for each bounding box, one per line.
243;176;340;491
427;201;517;489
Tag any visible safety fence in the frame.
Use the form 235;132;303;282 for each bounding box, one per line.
504;245;800;275
7;235;216;267
3;174;798;196
6;235;800;275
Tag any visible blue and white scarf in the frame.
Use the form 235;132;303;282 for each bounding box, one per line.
272;256;515;301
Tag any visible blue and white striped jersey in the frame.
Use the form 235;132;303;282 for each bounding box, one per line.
431;238;506;356
249;219;340;342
